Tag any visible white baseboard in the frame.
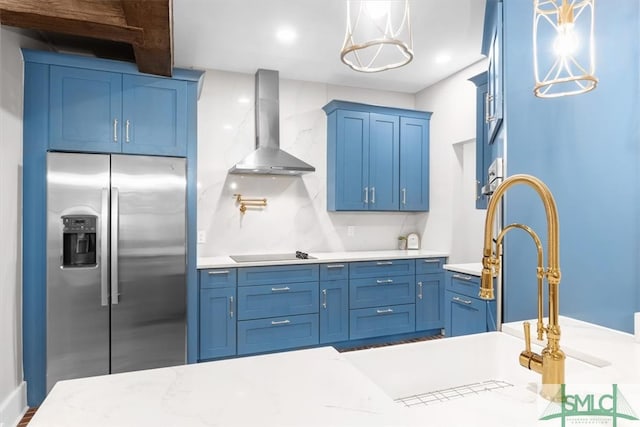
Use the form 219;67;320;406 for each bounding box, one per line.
0;382;27;427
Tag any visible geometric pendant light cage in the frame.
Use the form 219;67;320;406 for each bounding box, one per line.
340;0;413;73
533;0;598;98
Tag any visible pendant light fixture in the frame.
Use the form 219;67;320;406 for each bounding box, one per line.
340;0;413;73
533;0;598;98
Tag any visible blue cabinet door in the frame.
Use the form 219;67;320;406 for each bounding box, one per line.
334;110;370;210
49;66;122;153
399;117;429;211
320;280;349;343
444;290;487;337
199;288;236;360
122;75;188;157
487;3;503;144
416;273;444;331
350;304;415;340
369;113;399;210
237;314;319;355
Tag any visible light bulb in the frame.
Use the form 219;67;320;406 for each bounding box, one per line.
554;23;578;57
365;1;390;20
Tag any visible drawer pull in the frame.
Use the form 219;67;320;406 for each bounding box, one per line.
452;274;474;282
271;286;291;292
376;308;394;314
326;264;345;269
423;259;441;264
322;289;327;309
376;279;394;284
229;296;234;318
271;319;291;325
376;261;393;266
452;296;472;305
418;281;423;299
208;270;230;275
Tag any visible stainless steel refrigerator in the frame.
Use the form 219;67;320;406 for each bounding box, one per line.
46;152;186;391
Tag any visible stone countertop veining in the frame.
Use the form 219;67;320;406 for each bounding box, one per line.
442;262;482;276
197;249;449;269
28;317;640;427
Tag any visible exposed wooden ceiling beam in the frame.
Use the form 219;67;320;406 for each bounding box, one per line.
120;0;173;77
0;0;174;77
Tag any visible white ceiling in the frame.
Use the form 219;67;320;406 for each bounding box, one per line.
173;0;487;93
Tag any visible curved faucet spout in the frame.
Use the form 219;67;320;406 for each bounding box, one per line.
479;173;564;401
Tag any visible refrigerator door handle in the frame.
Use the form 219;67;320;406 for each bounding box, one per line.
111;187;119;305
100;188;109;306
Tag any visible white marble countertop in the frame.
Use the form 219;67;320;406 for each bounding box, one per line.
442;262;482;276
29;317;640;426
198;249;449;269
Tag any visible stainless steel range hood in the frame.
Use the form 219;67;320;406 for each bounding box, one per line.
229;69;315;175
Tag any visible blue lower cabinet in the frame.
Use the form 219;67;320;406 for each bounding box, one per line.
349;275;415;309
237;314;319;355
199;288;236;360
350;304;415;340
444;290;487;337
237;282;319;320
320;280;349;344
415;273;444;331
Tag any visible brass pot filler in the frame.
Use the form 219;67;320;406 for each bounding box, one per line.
480;174;564;401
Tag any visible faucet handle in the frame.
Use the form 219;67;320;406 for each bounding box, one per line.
523;321;532;353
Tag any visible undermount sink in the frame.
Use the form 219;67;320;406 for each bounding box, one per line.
230;253;316;263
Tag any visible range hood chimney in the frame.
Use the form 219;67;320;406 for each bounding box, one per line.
228;69;315;175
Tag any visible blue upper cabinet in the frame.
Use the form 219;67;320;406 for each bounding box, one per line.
121;75;188;156
28;50;199;158
49;66;122;153
483;0;503;144
324;100;432;212
399;117;429;211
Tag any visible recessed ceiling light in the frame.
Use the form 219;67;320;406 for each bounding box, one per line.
238;97;250;104
435;53;452;64
223;124;233;130
276;27;297;44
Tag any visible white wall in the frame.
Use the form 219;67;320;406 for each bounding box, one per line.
415;59;489;263
197;69;428;256
0;27;45;424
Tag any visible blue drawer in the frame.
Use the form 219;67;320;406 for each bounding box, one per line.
320;263;349;281
349;275;415;309
349;259;415;279
415;257;446;274
350;304;415;340
237;313;319;355
199;268;237;289
237;281;319;320
446;271;481;298
445;290;488;337
237;264;319;286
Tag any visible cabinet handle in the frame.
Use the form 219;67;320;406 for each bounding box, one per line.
453;273;474;282
485;93;496;123
271;319;291;325
364;187;369;204
208;270;230;275
376;308;394;314
271;286;290;292
452;296;472;305
326;264;345;269
418;281;423;299
402;188;407;205
229;296;234;318
125;120;131;143
376;279;393;284
322;289;327;309
113;118;118;142
423;259;440;264
376;261;393;266
476;180;482;201
371;187;376;204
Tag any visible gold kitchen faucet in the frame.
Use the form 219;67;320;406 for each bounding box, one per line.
479;174;564;401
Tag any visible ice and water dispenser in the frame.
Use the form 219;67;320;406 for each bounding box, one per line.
62;215;97;267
